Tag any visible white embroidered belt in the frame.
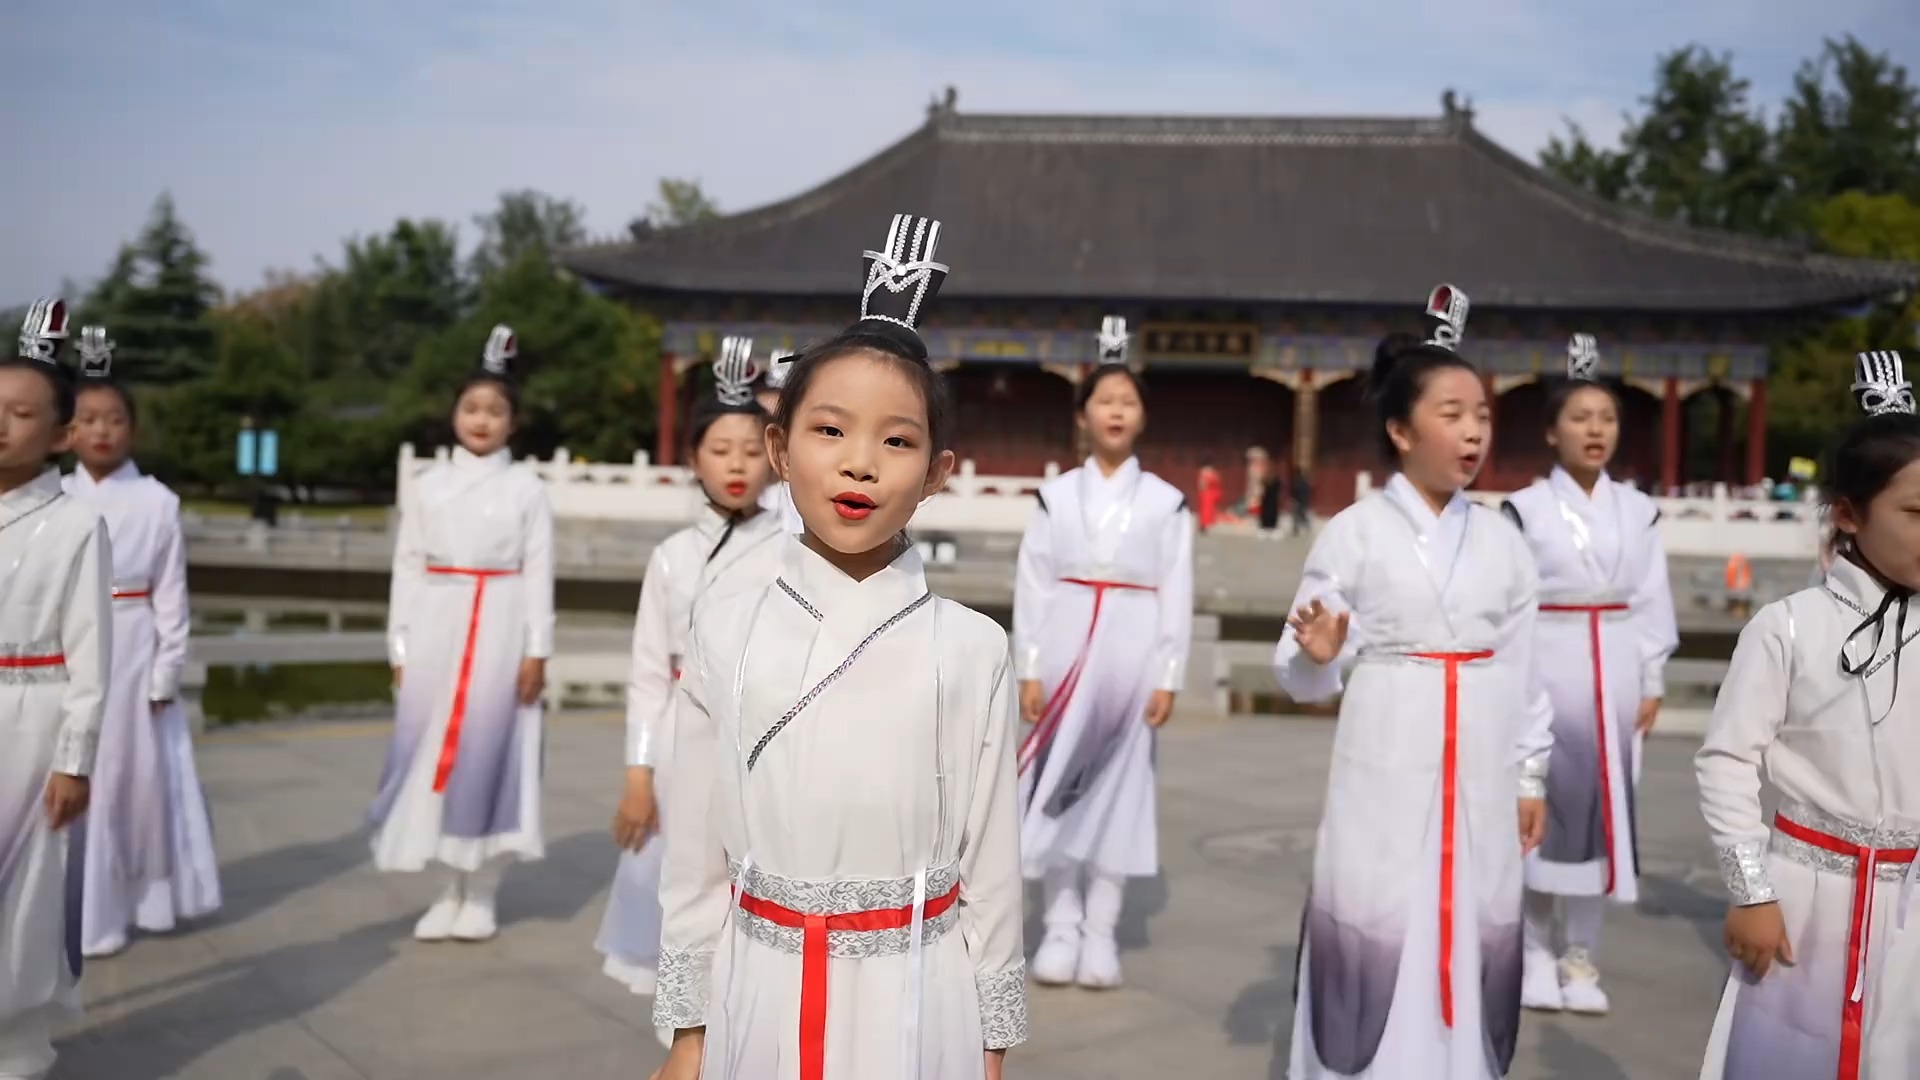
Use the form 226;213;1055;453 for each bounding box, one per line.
1772;800;1919;883
0;641;66;683
727;859;962;957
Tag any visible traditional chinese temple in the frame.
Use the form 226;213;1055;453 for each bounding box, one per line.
560;95;1915;510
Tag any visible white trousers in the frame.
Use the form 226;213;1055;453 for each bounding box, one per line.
1523;891;1605;958
1041;863;1125;938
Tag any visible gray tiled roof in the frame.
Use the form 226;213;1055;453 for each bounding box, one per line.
560;109;1916;312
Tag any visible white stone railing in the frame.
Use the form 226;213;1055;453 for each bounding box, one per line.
1353;472;1821;560
396;444;1061;534
394;446;1821;558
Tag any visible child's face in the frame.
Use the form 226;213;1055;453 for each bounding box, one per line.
1389;366;1490;492
1076;372;1145;460
695;412;773;513
1548;385;1619;474
72;386;134;474
772;350;954;556
1840;458;1920;592
0;367;68;474
454;382;514;457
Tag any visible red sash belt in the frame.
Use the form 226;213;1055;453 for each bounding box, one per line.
1772;812;1918;1080
0;654;64;669
425;565;519;793
111;588;151;601
1016;577;1157;776
1410;649;1495;1029
737;882;962;1080
1540;602;1630;894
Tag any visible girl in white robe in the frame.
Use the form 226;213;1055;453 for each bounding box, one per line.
755;354;806;534
372;327;553;944
1695;354;1920;1080
1501;341;1677;1014
1;307;111;1080
652;215;1028;1080
1013;350;1193;990
597;339;786;1008
64;341;222;958
1275;301;1552;1080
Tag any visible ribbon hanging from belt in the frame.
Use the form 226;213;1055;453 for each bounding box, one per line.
1541;603;1630;893
425;565;519;793
1016;578;1157;776
737;880;961;1080
1411;649;1493;1029
1773;812;1918;1080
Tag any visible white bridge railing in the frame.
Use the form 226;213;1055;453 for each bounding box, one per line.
396;446;1821;559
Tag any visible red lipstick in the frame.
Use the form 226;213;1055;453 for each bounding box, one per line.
832;491;875;520
725;481;747;497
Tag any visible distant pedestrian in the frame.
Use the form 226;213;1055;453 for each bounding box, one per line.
1291;467;1313;535
1196;463;1222;533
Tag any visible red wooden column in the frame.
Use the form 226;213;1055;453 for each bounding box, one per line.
1716;389;1738;485
1659;377;1681;495
657;353;679;466
1745;377;1768;485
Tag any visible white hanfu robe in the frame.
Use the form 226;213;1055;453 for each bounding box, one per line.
1696;557;1920;1080
1012;456;1193;878
0;469;109;1071
371;446;553;872
655;539;1029;1080
1505;468;1677;902
596;504;786;992
64;461;221;953
1275;474;1551;1080
760;481;805;534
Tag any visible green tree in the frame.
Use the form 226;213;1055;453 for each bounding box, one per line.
141;304;307;487
1776;37;1920;229
471;190;588;281
331;218;468;382
637;177;720;232
1541;46;1782;234
77;195;221;384
401;253;657;464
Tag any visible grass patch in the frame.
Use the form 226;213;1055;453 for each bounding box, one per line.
204;661;394;725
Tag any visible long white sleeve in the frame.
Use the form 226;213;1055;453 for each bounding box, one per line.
521;488;555;659
653;628;733;1031
386;491;426;668
1271;510;1363;704
1011;501;1056;682
1631;519;1679;700
961;652;1031;1049
1496;534;1554;797
147;493;191;702
626;546;676;768
1694;602;1792;906
53;518;112;777
1150;508;1195;692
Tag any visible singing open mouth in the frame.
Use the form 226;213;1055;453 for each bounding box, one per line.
725;481;747;497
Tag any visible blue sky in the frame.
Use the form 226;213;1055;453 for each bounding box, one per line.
3;0;1915;304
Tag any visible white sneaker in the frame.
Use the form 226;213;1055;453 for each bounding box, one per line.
1521;945;1563;1011
1074;933;1122;989
1558;948;1610;1015
1031;930;1079;986
82;933;129;959
413;876;465;942
449;896;498;942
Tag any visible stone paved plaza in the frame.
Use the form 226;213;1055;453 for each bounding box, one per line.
54;711;1734;1079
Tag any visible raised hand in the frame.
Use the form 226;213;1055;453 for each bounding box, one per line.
1288;599;1350;666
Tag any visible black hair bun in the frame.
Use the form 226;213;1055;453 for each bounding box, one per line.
1369;332;1422;393
847;318;931;363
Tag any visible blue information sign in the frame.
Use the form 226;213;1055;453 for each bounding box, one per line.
235;430;258;476
258;431;279;478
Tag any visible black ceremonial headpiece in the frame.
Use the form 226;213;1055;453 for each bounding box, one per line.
854;213;948;360
17;298;69;365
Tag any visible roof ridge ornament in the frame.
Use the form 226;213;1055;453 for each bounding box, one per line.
17;298;69;365
77;325;115;379
859;213;949;335
1853;350;1915;417
482;324;517;376
715;335;757;406
1567;333;1600;381
1423;284;1469;351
